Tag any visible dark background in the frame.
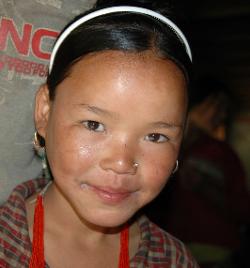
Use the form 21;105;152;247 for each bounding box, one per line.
176;0;250;113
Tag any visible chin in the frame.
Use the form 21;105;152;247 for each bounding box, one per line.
85;209;137;230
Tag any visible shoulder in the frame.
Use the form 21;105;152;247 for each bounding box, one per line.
131;215;199;267
0;193;30;267
0;178;50;267
188;131;237;159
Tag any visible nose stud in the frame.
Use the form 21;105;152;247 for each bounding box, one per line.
133;162;139;168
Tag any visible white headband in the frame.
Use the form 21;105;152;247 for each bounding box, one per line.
49;6;192;73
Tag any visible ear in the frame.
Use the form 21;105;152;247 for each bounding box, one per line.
34;84;51;139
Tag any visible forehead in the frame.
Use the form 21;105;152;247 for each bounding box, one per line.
66;50;187;91
54;50;188;119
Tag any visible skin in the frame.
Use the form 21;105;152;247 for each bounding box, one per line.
31;50;187;267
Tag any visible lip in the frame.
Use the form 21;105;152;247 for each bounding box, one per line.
81;184;132;204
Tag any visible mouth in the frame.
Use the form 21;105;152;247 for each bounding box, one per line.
80;183;132;204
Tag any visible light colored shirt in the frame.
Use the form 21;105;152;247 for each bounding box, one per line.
0;0;96;204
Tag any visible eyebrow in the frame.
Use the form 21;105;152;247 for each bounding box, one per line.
149;121;183;130
77;104;116;118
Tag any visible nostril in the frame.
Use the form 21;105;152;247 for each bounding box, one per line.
100;158;138;175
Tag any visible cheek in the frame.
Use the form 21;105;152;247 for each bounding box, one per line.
142;149;177;194
45;124;97;178
147;160;172;191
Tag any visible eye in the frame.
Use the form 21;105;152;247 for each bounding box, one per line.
145;133;169;143
82;120;105;132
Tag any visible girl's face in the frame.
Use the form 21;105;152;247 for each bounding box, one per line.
36;50;187;227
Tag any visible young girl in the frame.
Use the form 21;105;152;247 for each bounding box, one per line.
0;0;198;267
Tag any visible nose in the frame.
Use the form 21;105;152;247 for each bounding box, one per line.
99;140;138;175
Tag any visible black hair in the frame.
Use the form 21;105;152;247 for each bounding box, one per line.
189;76;233;129
47;0;192;100
189;76;232;109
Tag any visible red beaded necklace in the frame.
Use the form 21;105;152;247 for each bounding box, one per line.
29;193;129;268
